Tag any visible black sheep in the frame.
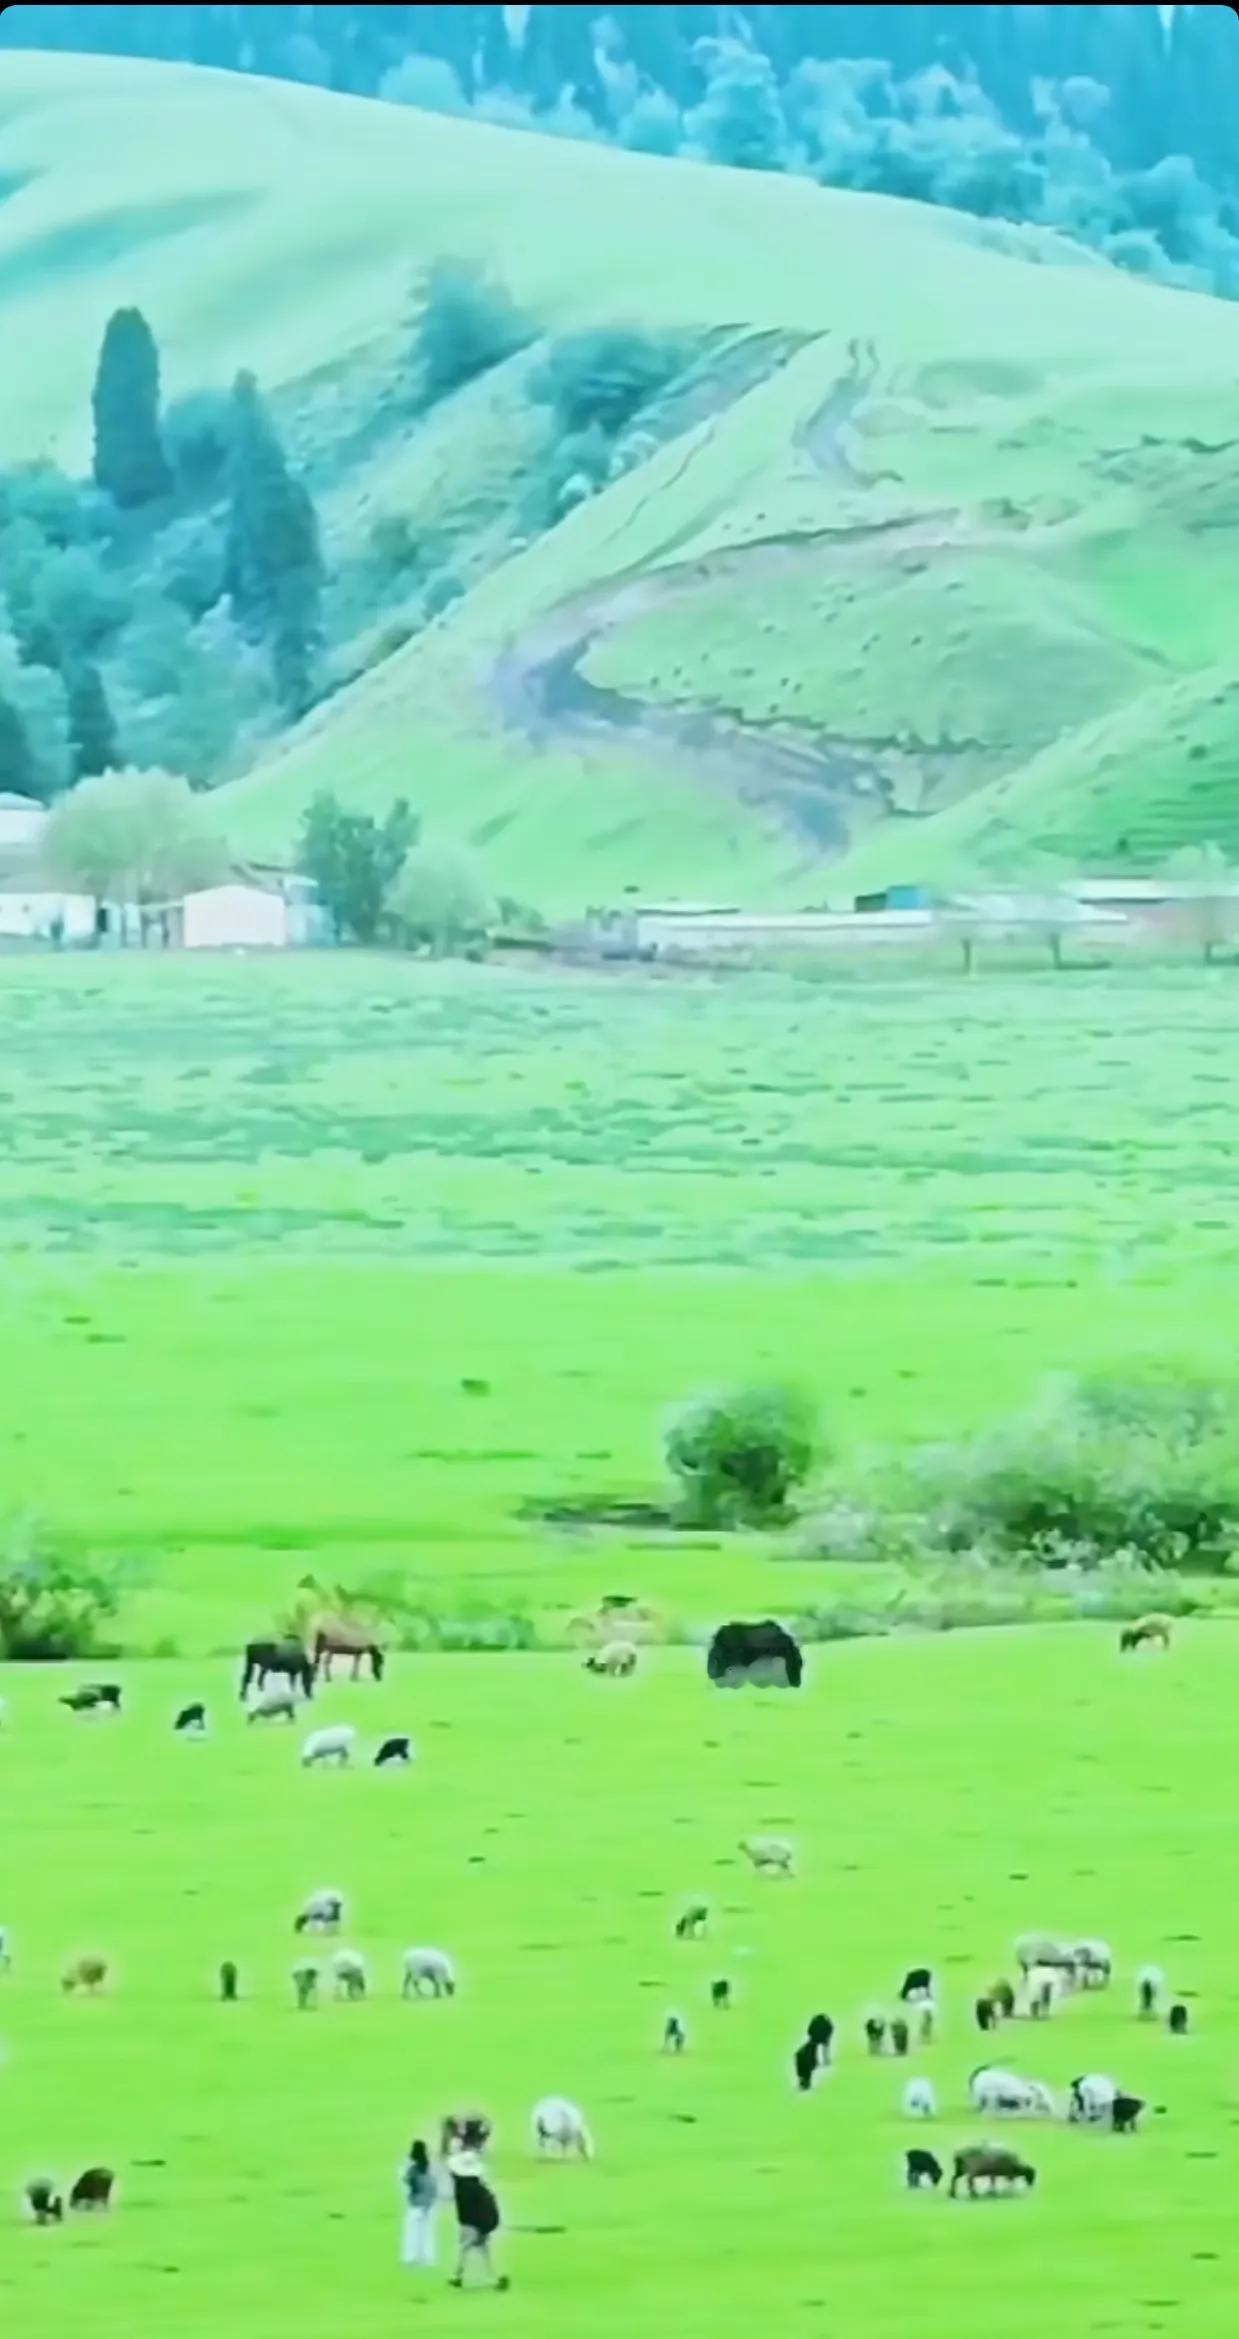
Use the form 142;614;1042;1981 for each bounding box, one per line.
905;2149;943;2191
1112;2093;1145;2134
175;1702;206;1734
25;2179;63;2225
975;1994;996;2032
793;2038;821;2093
69;2167;114;2213
864;2016;886;2056
219;1960;239;2002
710;1978;732;2011
1168;2003;1190;2036
374;1735;412;1768
889;2016;910;2058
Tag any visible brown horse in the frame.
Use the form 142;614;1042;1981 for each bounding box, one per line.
311;1614;385;1682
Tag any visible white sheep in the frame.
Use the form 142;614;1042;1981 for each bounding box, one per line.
740;1834;795;1878
1020;1964;1065;2020
585;1642;638;1678
1070;2072;1119;2124
1072;1938;1113;1990
1136;1962;1166;2018
902;2077;937;2118
330;1949;368;2001
1014;1932;1076;1979
246;1682;299;1723
294;1889;345;1936
401;1946;457;2000
970;2065;1056;2118
532;2096;593;2158
301;1725;356;1769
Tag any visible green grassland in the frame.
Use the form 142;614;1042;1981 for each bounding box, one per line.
2;1631;1235;2339
4;52;1239;898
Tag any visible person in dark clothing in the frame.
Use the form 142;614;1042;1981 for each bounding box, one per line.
447;2147;508;2291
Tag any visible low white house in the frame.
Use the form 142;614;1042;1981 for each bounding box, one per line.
0;889;95;943
180;882;296;950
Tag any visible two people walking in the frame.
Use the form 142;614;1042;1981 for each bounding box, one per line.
399;2130;508;2290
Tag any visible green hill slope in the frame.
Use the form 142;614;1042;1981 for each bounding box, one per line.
4;50;1239;903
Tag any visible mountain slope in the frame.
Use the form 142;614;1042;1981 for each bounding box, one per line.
4;51;1239;903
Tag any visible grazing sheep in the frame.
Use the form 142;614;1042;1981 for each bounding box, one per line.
707;1619;803;1690
25;2178;63;2225
1112;2093;1146;2134
969;2065;1055;2118
806;2013;835;2060
988;1979;1017;2020
950;2146;1036;2198
218;1961;239;2003
585;1641;638;1677
662;2013;687;2054
975;1995;996;2034
902;2078;937;2118
301;1724;356;1769
889;2016;910;2058
1023;1966;1062;2021
793;2037;825;2093
69;2167;114;2213
1136;1963;1166;2018
864;2015;887;2056
532;2097;593;2158
1069;2072;1118;2125
246;1681;300;1723
1014;1933;1076;1980
374;1735;414;1768
60;1683;121;1717
330;1949;368;2001
1168;2002;1190;2036
291;1959;320;2010
174;1702;206;1736
294;1889;345;1936
1119;1613;1172;1654
401;1946;457;2001
675;1902;709;1941
61;1955;107;1996
905;2148;943;2191
1072;1938;1113;1990
710;1978;732;2011
915;1999;937;2046
740;1834;795;1878
900;1968;933;2004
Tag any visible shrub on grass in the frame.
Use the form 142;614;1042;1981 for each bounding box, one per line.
665;1383;818;1527
0;1517;131;1660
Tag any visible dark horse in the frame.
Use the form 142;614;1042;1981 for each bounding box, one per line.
312;1619;386;1682
239;1640;315;1699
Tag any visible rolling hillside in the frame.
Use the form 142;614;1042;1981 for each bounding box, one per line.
3;49;1239;903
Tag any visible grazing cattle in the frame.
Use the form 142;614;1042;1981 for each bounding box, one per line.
1136;1963;1166;2019
239;1641;314;1701
902;2078;937;2119
331;1949;368;2001
301;1725;356;1769
900;1968;933;2004
246;1682;299;1723
950;2146;1036;2198
218;1961;239;2003
532;2097;593;2158
25;2178;63;2225
60;1683;121;1716
905;2149;943;2191
174;1702;206;1736
401;1946;457;2000
707;1619;803;1690
975;1995;997;2034
374;1735;414;1768
1168;2002;1189;2036
1120;1613;1172;1654
295;1889;345;1936
740;1834;795;1878
584;1642;638;1677
864;2015;886;2056
675;1902;709;1941
69;2167;114;2213
970;2066;1056;2118
710;1978;732;2011
890;2017;910;2058
1014;1934;1076;1980
1112;2093;1146;2134
61;1956;107;1996
793;2037;824;2093
292;1959;320;2009
1072;1938;1113;1990
311;1617;385;1683
662;2013;687;2054
1069;2073;1118;2125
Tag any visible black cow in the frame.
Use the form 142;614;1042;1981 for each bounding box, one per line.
239;1641;314;1700
706;1620;803;1690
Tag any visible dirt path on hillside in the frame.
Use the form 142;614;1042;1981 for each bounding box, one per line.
487;348;1057;848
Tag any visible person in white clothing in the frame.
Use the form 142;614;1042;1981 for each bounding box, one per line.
399;2139;439;2268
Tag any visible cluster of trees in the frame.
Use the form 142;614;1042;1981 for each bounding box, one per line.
9;6;1239;298
0;309;323;803
298;789;496;953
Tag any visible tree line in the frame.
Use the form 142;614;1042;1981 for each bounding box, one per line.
6;5;1239;296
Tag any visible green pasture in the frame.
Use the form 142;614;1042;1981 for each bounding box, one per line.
0;1631;1233;2339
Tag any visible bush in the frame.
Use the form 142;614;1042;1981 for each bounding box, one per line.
532;328;684;437
665;1383;818;1527
0;1517;131;1660
388;843;495;955
412;260;534;404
